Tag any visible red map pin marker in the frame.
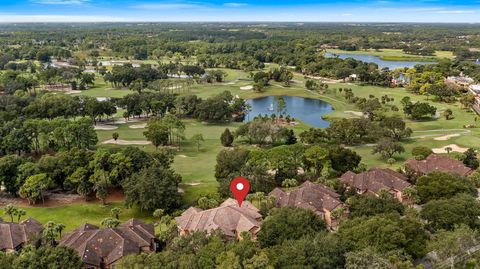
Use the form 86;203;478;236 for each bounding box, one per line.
230;176;250;207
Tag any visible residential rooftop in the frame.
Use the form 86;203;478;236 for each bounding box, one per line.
59;219;156;268
269;181;343;213
340;167;411;193
0;218;43;252
175;198;262;239
405;154;473;177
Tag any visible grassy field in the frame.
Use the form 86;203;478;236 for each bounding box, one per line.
71;77;131;98
326;48;455;61
193;67;478;164
94;66;479;173
16;202;155;232
11;65;479;229
96;120;242;204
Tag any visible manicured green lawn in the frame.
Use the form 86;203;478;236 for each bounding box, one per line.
62;66;479;222
14;202;154;232
91;67;479;179
11;65;474;233
95;119;238;203
71;77;131;98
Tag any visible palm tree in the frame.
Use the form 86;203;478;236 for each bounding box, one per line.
43;221;58;246
110;207;122;220
4;204;17;222
246;192;275;215
55;223;66;238
153;209;164;225
16;209;26;223
402;187;420;206
331;207;345;219
387;158;396;166
378;188;392;200
101;217;120;228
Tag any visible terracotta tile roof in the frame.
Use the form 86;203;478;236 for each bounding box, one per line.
405;154;473;177
340;167;411;194
59;219;155;267
0;218;43;251
175;198;262;238
268;181;343;214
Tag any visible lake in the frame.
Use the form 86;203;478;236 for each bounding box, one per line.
325;52;435;70
245;96;333;128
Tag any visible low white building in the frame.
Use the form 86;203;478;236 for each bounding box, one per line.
445;75;474;87
469;84;480;94
468;84;480;114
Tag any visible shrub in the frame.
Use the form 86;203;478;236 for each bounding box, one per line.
411;146;433;160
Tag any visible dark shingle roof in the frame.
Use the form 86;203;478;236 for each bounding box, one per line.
175;198;262;237
340;167;411;193
406;154;473;177
268;181;343;213
59;219;155;267
0;218;43;251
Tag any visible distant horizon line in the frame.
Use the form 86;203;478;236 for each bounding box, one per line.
0;21;479;24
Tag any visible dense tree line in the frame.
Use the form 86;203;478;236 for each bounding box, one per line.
2;23;480;268
0;246;83;269
0;117;97;155
0;145;182;210
114;202;432;268
104;64;168;88
299;115;411;147
215;143;361;196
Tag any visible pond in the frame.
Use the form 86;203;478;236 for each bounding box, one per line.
245;96;333;128
325;52;436;70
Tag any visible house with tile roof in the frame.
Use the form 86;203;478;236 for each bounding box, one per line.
0;218;43;253
59;219;158;269
405;154;473;177
175;198;262;240
269;181;347;229
340;167;411;203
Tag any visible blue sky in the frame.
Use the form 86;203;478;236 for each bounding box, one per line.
0;0;480;22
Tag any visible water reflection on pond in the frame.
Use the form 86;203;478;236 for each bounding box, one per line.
245;96;333;128
325;52;436;69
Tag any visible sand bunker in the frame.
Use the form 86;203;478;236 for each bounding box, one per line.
110;118;141;125
129;123;147;129
432;144;468;154
305;75;343;83
344;111;364;117
185;182;202;186
94;124;118;130
64;90;82;95
177;155;187;158
240;85;253;90
102;139;151;145
434;134;461;141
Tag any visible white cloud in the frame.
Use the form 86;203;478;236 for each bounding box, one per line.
342;13;353;16
435;10;475;14
376;7;477;14
223;3;248;7
132;3;203;10
30;0;91;5
0;14;125;22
